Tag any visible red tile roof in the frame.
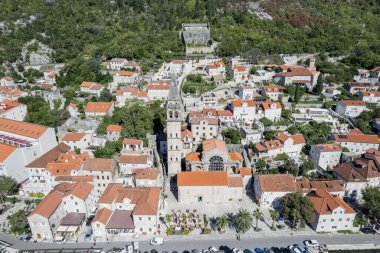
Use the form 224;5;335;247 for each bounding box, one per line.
85;102;113;113
232;99;255;107
106;124;122;133
340;100;366;106
0;118;48;139
61;133;86;141
123;138;143;145
258;174;297;192
0;143;17;162
308;188;355;215
119;155;148;164
177;171;228;186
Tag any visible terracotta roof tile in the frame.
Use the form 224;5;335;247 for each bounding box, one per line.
26;143;70;168
232;99;255;107
0;118;48;139
202;139;228;153
85;102;113;113
333;133;380;144
119;155;148;164
61;133;86;141
229;152;243;161
340;100;366;106
82;158;115;172
123;138;143;145
106;124;122;133
0;143;17;162
185;152;201;162
134;168;159;180
217;110;233;117
93;208;112;224
177;171;228;186
308;188;355;215
258;174;297;192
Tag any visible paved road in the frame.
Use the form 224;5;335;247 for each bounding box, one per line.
1;232;379;252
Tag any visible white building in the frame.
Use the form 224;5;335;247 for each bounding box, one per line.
106;125;122;141
231;99;256;123
258;100;282;122
66;104;79;118
275;66;320;92
81;158;117;199
146;85;170;100
206;61;226;77
115;87;148;107
166;60;192;75
238;86;255;100
0;143;29;182
119;155;151;176
177;171;244;203
331;129;380;154
133;168;160;187
61;133;91;153
232;65;249;82
28;181;95;241
113;71;139;85
92;184;160;239
79;82;104;96
190;117;218;143
0;76;15;87
308;188;356;232
107;58;128;70
358;91;380;104
84;102;114;118
0;119;58;181
334;157;380;200
310;143;342;170
261;86;286;101
254;174;297;207
335;100;366;118
0;100;27;121
255;133;305;159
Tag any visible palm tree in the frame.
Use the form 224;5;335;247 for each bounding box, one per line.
253;208;263;231
234;209;252;233
216;214;228;233
270;209;279;230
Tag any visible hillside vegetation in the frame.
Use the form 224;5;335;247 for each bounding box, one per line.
0;0;379;69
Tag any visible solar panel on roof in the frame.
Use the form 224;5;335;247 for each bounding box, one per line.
319;146;324;151
338;135;348;139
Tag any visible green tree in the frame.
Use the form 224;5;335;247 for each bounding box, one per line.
260;117;273;127
93;140;122;158
223;128;241;144
7;210;29;235
234;209;252;233
362;187;380;219
313;74;323;94
281;193;315;229
253;208;263;231
256;159;267;173
270;209;279;230
216;214;228;233
263;131;277;140
99;88;113;102
0;176;17;202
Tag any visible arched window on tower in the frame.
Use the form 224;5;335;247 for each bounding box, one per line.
175;111;179;119
169;111;173;119
209;156;224;171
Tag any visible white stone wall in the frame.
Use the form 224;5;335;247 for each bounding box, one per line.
178;185;229;203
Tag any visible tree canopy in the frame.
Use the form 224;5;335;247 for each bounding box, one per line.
362;187;380;219
281;193;315;229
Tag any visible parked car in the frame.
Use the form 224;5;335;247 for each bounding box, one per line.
293;244;308;253
244;249;254;253
54;236;66;244
209;247;218;253
19;233;32;241
255;249;265;253
361;227;377;234
191;250;200;253
303;240;319;248
202;250;210;253
233;249;243;253
150;237;164;245
264;248;274;253
271;247;281;253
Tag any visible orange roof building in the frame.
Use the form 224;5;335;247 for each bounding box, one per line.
307;188;356;232
84;102;114;116
177;171;243;203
